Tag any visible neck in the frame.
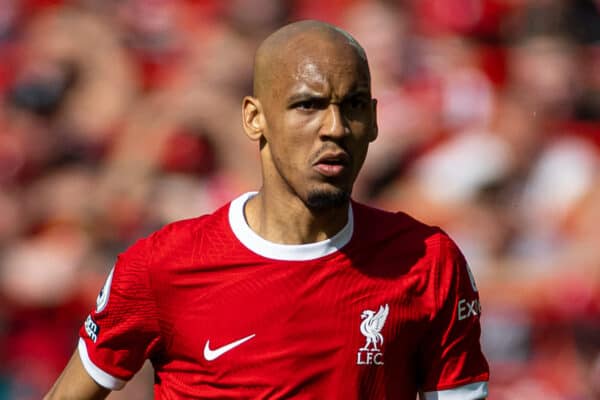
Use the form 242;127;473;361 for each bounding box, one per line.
244;190;350;245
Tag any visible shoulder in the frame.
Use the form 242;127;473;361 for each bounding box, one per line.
349;201;466;277
351;201;450;247
120;201;231;267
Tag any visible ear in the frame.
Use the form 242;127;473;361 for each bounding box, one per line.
242;96;265;141
369;98;378;142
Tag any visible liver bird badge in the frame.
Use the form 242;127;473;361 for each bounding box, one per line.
359;304;389;351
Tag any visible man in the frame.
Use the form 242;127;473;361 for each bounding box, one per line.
45;20;489;399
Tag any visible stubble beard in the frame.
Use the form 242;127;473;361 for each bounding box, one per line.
305;188;350;211
269;152;352;211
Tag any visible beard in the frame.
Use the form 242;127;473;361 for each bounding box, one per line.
305;188;350;211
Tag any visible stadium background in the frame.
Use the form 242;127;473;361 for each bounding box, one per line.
0;0;598;398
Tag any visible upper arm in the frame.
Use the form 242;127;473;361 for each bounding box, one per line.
44;348;111;400
418;235;489;399
77;234;164;387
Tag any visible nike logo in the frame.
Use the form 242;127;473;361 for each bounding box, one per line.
203;333;256;361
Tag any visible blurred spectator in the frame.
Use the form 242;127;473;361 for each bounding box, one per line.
0;0;598;399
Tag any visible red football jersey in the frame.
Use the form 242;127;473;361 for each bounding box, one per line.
79;192;489;399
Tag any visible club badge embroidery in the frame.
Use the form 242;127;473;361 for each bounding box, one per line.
357;304;389;365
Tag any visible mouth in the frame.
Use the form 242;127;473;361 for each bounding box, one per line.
313;152;350;178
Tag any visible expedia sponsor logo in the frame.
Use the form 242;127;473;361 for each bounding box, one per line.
458;298;481;321
85;315;100;343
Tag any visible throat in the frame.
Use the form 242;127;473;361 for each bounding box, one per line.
244;193;350;244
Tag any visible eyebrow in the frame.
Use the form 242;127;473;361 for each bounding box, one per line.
286;92;326;104
286;87;371;105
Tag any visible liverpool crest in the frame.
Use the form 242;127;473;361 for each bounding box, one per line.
357;304;389;365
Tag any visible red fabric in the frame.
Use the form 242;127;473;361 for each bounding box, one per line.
80;198;488;398
291;0;358;25
160;130;215;176
478;45;508;87
412;0;513;37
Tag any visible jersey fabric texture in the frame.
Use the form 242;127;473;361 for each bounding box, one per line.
79;192;489;399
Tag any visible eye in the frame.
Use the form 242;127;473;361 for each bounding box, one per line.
291;98;328;111
295;100;318;110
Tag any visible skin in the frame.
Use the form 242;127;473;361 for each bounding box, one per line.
44;349;110;399
44;20;377;398
243;20;378;244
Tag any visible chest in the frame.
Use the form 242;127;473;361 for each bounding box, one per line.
152;256;432;399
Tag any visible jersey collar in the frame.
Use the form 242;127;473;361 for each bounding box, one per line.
228;192;353;261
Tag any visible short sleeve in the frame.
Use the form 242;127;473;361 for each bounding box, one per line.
78;238;162;390
418;235;489;399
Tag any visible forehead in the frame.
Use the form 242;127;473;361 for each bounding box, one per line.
277;36;371;96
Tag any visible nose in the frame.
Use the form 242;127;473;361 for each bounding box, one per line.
320;104;347;139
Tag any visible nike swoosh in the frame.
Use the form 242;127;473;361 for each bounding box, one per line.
203;333;256;361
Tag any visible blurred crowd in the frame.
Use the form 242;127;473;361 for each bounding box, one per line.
0;0;598;398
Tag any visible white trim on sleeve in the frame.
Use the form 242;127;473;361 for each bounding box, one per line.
422;381;488;400
78;338;127;390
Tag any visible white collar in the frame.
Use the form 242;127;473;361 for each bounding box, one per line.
228;192;353;261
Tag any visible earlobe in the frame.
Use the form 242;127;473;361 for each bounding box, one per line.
242;96;264;141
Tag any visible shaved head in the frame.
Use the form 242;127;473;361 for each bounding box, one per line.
253;20;370;101
242;19;377;215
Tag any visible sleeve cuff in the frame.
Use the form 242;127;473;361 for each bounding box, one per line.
78;338;127;390
422;381;488;400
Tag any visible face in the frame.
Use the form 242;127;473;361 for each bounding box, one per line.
246;35;378;211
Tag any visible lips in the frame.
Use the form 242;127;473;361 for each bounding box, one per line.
313;151;350;177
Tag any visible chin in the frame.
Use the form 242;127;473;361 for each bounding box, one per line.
305;188;350;211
